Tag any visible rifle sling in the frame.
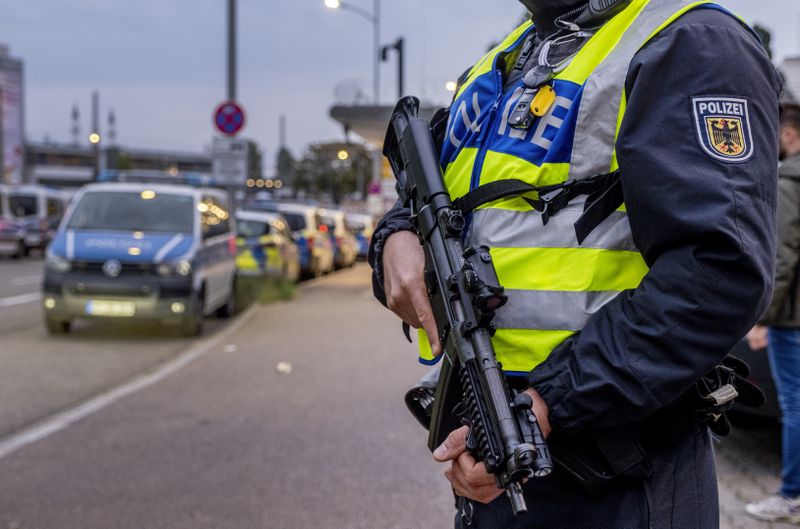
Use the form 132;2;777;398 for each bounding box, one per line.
452;171;623;244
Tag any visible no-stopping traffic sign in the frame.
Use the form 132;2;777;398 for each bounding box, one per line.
214;101;246;136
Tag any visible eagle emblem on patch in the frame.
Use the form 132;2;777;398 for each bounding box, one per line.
692;97;753;163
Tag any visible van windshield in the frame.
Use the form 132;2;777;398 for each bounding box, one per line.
9;194;37;218
66;191;194;233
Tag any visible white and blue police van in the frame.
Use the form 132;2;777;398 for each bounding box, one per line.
42;180;237;335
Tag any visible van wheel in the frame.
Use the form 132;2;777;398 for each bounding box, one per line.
45;317;71;334
182;293;204;336
216;279;237;318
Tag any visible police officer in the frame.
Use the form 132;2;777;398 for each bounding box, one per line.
370;0;781;527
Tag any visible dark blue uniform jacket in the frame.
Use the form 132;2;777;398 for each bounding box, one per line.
369;9;782;433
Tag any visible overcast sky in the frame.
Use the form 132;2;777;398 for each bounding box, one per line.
2;0;799;169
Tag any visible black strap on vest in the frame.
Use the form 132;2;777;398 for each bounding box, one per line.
452;171;624;244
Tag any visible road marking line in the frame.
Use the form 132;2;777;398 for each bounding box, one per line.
0;306;257;461
0;292;42;307
10;275;41;286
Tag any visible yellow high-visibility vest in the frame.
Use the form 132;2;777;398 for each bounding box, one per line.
420;0;738;373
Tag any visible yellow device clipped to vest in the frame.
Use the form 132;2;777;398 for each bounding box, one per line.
531;85;556;117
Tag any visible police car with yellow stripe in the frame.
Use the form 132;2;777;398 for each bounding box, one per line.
234;210;300;282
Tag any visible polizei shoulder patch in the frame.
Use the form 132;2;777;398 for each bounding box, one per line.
692;97;753;163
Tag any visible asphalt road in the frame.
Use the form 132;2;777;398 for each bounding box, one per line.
0;258;790;529
0;263;453;529
0;256;226;439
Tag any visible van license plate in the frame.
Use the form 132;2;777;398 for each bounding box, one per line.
85;300;136;317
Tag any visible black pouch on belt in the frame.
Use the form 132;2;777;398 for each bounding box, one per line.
548;425;653;494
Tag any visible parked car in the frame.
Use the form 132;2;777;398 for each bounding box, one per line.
235;210;301;283
273;203;335;278
43;182;237;336
346;213;375;260
320;209;359;269
0;217;26;258
5;184;70;255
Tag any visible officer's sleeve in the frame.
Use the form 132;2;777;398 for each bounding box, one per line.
528;11;781;432
760;177;800;324
368;199;413;306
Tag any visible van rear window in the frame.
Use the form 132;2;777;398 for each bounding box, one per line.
237;220;271;237
281;213;306;232
9;194;37;217
67;191;194;233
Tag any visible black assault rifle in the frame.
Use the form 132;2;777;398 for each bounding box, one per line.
383;96;553;516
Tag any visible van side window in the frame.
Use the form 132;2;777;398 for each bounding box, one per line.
200;195;231;239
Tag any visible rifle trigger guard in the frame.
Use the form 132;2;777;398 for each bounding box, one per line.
402;322;413;343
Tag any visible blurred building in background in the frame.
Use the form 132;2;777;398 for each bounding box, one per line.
0;45;24;185
24;142;211;188
329;103;438;215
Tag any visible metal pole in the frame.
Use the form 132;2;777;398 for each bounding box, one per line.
397;38;404;98
373;0;380;104
0;89;4;184
279;114;287;149
227;0;237;101
92;91;99;178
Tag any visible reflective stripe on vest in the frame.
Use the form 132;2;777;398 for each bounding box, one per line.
420;0;733;373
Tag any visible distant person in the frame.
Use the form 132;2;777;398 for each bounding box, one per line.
746;104;800;525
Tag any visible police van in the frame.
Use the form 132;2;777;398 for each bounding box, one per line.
3;184;70;255
43;181;237;335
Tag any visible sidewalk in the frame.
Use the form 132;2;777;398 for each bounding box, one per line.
716;421;795;529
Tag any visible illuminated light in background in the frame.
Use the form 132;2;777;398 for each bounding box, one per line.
128;247;142;256
246;179;256;188
140;190;156;200
445;81;457;92
88;133;101;144
337;150;349;161
256;179;265;188
274;180;283;189
324;0;341;8
197;203;209;213
132;231;144;239
265;179;274;189
44;298;56;310
170;302;186;314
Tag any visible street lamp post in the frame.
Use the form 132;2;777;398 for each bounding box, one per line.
381;37;405;100
228;0;237;101
325;0;380;104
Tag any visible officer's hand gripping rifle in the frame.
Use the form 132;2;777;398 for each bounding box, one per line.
383;97;553;516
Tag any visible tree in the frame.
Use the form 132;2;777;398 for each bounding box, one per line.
293;142;371;204
246;140;263;180
753;24;773;60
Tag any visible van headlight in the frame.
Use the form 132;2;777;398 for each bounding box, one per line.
45;253;72;273
157;259;192;277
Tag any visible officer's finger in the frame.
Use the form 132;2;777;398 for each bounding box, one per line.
410;286;442;356
385;282;422;328
446;460;502;504
453;451;496;489
433;425;469;462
